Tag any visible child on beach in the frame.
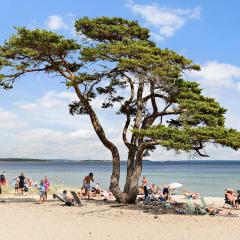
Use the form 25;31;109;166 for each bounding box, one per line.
44;176;50;200
15;177;20;194
38;179;46;203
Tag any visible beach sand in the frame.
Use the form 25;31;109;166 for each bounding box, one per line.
0;194;239;240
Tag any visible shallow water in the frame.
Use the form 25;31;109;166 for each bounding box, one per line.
0;160;239;197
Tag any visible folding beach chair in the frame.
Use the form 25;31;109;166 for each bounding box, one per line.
70;191;83;206
53;193;73;206
185;198;195;214
186;198;206;215
194;197;207;215
200;196;207;208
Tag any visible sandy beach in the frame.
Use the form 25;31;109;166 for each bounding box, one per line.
0;194;239;240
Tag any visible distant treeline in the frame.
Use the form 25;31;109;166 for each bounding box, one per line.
0;158;49;162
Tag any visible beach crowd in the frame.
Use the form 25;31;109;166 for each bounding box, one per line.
0;171;239;212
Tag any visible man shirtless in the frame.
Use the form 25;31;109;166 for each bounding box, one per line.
83;172;94;199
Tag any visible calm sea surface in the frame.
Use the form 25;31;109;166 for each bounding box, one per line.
0;160;239;197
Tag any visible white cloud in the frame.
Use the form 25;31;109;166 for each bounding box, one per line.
0;107;27;128
1;88;240;160
45;15;69;30
189;61;240;89
127;0;201;40
16;91;77;110
0;91;125;159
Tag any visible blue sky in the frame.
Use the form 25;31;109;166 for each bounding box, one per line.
0;0;240;160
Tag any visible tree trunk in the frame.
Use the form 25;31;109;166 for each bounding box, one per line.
123;146;144;203
72;84;124;201
72;83;145;204
109;148;126;203
124;145;136;193
124;175;139;203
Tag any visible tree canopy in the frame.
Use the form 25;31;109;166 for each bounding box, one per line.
1;17;240;202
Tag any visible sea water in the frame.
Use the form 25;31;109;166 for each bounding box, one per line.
0;160;239;197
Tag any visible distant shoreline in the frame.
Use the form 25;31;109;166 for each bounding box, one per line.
0;158;240;163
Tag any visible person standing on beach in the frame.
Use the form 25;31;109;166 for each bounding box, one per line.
15;177;20;194
142;176;148;200
18;172;25;195
26;177;33;188
83;172;94;199
38;179;46;203
43;176;50;200
0;171;6;194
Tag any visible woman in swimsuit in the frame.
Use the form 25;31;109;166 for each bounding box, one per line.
225;189;239;209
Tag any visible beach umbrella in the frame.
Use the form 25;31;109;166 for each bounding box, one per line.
169;182;183;189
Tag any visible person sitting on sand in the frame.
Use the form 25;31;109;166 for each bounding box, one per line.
183;189;200;199
93;182;101;199
62;190;74;204
225;188;239;209
103;190;116;201
163;185;170;201
150;184;157;194
206;207;233;216
83;172;94;199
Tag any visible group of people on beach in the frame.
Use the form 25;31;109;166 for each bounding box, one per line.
14;172;33;195
1;170;240;213
13;173;50;201
0;170;116;203
80;172;114;200
0;171;50;203
139;176;179;203
56;172;115;204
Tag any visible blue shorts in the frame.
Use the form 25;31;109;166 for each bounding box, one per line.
84;184;90;191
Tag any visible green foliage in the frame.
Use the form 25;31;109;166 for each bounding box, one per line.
134;125;240;153
0;17;240;157
0;27;80;89
173;79;226;127
75;16;150;42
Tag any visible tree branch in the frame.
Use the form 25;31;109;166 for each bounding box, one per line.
141;108;182;130
122;75;135;148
